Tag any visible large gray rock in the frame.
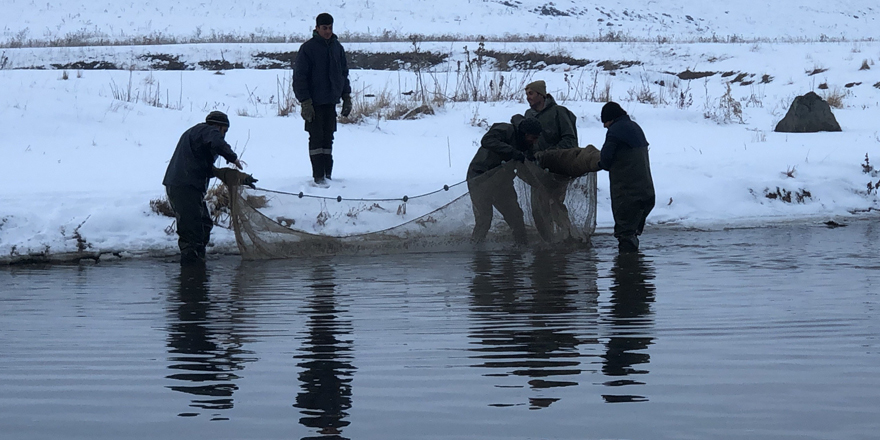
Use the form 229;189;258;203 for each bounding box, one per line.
774;91;842;133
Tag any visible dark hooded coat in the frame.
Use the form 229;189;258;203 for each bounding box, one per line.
293;32;352;106
163;123;238;193
467;120;529;180
599;114;655;237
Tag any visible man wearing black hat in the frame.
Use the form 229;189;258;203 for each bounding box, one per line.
294;12;352;187
467;115;543;245
598;102;655;253
163;111;245;265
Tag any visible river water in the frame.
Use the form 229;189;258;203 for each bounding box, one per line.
1;221;879;440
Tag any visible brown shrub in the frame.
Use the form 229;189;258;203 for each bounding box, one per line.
150;197;175;217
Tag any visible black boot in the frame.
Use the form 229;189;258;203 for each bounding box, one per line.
325;154;333;180
310;154;325;182
617;235;639;253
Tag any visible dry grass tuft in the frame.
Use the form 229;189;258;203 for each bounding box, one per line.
246;194;268;209
150;197;175;217
205;184;231;226
822;87;847;108
764;187;812;204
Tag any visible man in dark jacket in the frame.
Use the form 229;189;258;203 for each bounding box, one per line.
294;12;352;187
598;102;655;253
523;80;579;242
467;115;542;245
163;111;243;265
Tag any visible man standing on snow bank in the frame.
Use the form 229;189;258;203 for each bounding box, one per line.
522;80;579;242
294;12;352;188
163;111;253;265
597;102;654;253
467;115;543;245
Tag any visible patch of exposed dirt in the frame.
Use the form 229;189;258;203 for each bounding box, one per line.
730;73;750;83
50;60;119;70
138;53;189;70
252;51;297;69
677;70;716;80
346;51;448;70
483;50;589;71
198;60;245;70
597;60;641;71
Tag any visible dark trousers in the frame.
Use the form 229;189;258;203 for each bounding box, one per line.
611;196;654;252
467;169;527;244
306;104;337;181
166;185;212;263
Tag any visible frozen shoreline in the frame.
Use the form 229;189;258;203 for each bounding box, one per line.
2;37;879;264
2;213;874;266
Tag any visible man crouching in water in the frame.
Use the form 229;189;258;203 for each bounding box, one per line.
466;115;543;245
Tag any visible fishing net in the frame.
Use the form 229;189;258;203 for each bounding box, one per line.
229;161;597;259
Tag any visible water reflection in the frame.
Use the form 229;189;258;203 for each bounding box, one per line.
468;250;599;409
165;265;255;419
601;252;656;403
293;263;356;439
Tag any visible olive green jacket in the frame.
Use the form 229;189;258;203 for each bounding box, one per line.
524;94;578;152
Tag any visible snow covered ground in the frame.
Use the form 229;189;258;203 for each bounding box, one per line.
2;2;880;263
2;0;879;45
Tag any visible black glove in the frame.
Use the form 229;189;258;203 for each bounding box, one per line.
300;99;314;122
341;94;352;117
524;150;536;162
241;174;258;189
214;167;258;189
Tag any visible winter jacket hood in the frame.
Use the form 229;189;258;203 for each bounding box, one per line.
467;121;530;179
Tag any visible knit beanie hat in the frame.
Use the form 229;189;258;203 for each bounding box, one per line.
600;102;627;123
316;13;334;26
518;117;543;136
206;111;230;127
525;80;547;96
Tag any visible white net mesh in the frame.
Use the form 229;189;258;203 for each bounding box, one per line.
229;161;597;259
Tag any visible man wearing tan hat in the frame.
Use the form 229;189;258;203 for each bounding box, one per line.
521;80;579;242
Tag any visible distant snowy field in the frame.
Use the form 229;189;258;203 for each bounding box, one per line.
1;1;880;262
2;0;879;44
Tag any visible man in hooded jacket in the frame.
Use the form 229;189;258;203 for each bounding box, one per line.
522;80;579;242
163;111;248;265
467;115;543;245
294;12;352;187
598;102;655;252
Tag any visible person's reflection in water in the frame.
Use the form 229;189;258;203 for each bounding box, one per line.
601;252;656;403
294;263;356;440
166;264;253;419
469;250;599;410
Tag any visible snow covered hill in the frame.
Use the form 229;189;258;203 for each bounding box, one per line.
2;0;879;46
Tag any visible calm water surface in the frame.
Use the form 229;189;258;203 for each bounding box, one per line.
1;221;879;440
